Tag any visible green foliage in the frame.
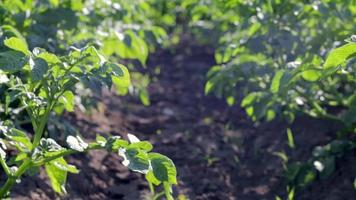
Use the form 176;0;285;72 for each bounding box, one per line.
0;0;171;108
200;0;356;130
284;140;355;189
45;157;79;194
0;36;177;198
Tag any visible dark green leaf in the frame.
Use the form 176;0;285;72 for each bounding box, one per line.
0;51;28;72
30;58;49;82
148;153;177;185
118;147;150;174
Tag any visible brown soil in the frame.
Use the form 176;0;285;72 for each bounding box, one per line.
9;46;356;200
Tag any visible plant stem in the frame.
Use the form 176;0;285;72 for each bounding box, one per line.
33;144;101;166
152;192;165;200
149;182;155;195
32;102;53;148
0;144;102;198
0;158;11;176
0;159;31;198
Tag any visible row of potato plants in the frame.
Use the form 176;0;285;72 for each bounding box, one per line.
157;0;356;196
0;0;178;199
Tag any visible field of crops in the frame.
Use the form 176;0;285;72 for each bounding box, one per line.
0;0;355;199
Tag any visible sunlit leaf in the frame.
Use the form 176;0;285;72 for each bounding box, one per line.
4;37;29;55
324;43;356;69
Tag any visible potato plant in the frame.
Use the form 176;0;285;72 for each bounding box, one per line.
0;37;177;199
0;0;170;107
201;0;355;125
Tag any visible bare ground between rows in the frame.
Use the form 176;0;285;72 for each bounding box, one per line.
8;45;356;200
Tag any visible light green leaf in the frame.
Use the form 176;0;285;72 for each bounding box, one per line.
226;96;235;106
33;48;61;64
270;70;284;93
112;31;148;65
241;92;258;107
45;157;77;195
3;128;32;152
96;134;107;147
139;88;150;106
130;141;153;152
4;37;29;55
106;137;128;151
60;91;75;112
112;64;131;95
51;157;79;174
302;69;321;81
82;46;106;65
286;128;295;149
204;80;214;94
324;43;356;69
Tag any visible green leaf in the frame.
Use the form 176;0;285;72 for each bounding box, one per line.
30;58;49;82
39;138;63;152
45;157;78;195
302;69;321;81
15;152;27;161
270;70;284;93
118;147;150;174
106;137;128;151
112;64;131;95
318;157;335;179
286;128;295;149
45;161;66;194
0;51;28;72
324;43;356;69
139;88;150;106
241;92;258;107
0;71;9;84
33;48;61;64
51;157;79;174
4;37;29;55
96;134;107;147
106;31;148;65
204;80;214;94
3;128;32;152
60;91;75;112
82;46;106;65
66;135;88;152
1;25;27;43
148;153;177;185
226;96;235;106
130;141;153;152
